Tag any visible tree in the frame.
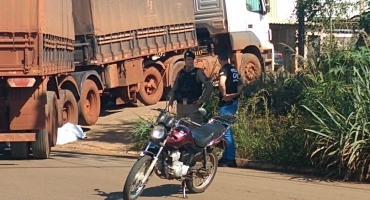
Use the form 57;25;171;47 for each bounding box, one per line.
355;2;370;47
295;0;366;54
295;0;323;57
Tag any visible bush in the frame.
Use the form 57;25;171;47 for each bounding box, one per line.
203;71;309;166
302;47;370;181
128;117;153;151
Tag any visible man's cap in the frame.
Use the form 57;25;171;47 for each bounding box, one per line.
217;49;229;61
184;50;195;59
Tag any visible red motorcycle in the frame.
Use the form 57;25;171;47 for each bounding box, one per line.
122;104;238;200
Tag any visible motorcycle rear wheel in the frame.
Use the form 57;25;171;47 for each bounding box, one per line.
186;150;218;193
122;155;153;200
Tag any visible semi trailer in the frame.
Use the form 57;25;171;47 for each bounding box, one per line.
0;0;273;159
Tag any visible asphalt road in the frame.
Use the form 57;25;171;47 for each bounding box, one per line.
1;148;370;200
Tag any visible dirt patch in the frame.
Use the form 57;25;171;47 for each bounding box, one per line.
53;102;167;153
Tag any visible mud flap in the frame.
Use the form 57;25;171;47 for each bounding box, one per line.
8;80;46;130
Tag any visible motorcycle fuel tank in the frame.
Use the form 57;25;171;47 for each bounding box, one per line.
166;125;195;149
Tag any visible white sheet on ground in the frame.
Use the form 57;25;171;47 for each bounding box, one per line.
56;122;87;145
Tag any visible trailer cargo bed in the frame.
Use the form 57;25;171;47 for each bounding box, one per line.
0;0;75;76
72;0;197;65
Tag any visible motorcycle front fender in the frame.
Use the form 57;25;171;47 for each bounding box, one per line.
138;142;160;158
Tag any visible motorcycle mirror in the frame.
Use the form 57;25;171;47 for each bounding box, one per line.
198;107;207;117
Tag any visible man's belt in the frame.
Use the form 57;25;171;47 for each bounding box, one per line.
177;100;195;105
176;98;197;105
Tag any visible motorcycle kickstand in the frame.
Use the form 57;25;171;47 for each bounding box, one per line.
181;180;188;199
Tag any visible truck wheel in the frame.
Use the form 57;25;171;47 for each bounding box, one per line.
138;67;164;105
240;53;262;85
32;91;58;159
59;89;78;126
10;142;29;159
78;79;101;126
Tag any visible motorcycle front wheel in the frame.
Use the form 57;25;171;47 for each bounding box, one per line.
186;150;218;193
122;155;153;200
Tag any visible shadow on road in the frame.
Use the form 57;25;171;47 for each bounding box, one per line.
52;150;137;160
94;184;182;200
0;145;138;161
100;99;164;118
94;190;123;200
78;120;137;146
141;184;182;197
288;173;337;183
99;99;167;118
100;103;132;117
260;169;338;183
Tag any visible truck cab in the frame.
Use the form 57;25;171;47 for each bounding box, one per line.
193;0;274;83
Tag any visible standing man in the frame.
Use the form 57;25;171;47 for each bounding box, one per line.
168;50;213;124
217;49;243;168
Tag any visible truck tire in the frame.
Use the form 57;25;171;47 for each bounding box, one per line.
78;79;101;126
240;53;262;85
10;142;29;159
138;67;164;105
32;91;58;159
59;89;78;126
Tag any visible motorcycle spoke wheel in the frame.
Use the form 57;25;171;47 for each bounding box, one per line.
130;162;150;196
123;155;153;200
192;156;215;188
185;151;218;193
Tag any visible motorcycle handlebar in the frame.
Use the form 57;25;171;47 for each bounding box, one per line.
181;117;202;128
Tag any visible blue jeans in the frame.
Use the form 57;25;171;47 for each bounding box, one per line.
219;100;238;160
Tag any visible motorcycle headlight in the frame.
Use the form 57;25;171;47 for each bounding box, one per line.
151;125;166;140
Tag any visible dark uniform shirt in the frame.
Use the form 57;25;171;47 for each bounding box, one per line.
218;63;241;107
169;66;213;106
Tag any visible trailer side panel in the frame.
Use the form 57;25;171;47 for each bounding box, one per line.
0;0;75;76
72;0;197;65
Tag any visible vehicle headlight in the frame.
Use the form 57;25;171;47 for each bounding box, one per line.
151;125;165;140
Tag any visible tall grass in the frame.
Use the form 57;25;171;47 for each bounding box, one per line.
202;71;309;166
302;46;370;181
128;117;154;151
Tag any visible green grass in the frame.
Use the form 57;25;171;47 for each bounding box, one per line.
127;116;153;151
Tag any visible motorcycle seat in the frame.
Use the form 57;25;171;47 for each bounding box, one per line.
213;114;238;124
191;123;226;148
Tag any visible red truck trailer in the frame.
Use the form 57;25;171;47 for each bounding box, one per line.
0;0;273;159
0;0;75;159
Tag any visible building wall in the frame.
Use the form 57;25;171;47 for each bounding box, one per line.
270;24;297;73
266;0;363;73
267;0;296;24
270;24;296;53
